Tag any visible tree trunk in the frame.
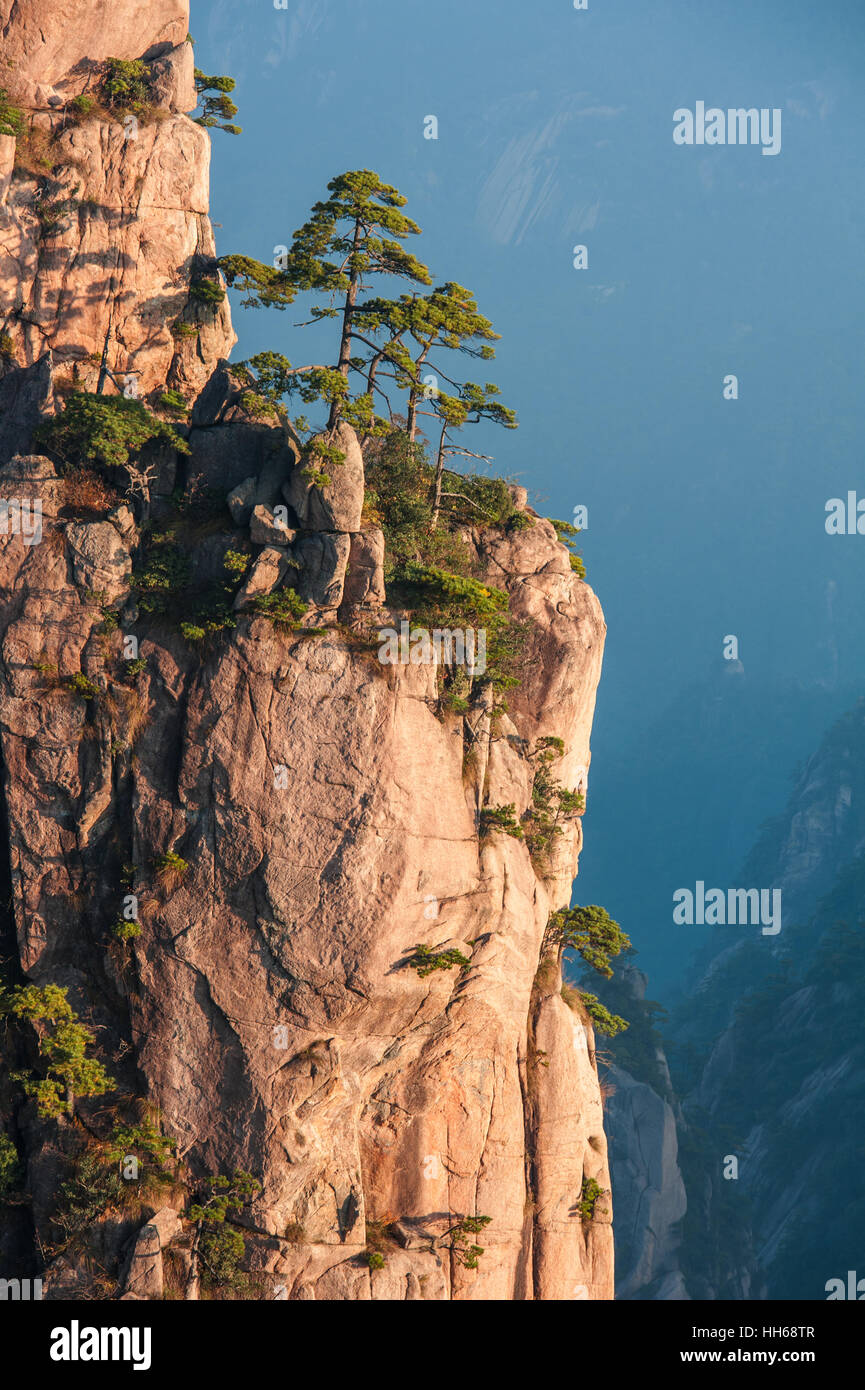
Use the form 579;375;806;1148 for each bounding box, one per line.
184;1227;201;1300
430;421;448;530
407;344;431;441
328;217;362;430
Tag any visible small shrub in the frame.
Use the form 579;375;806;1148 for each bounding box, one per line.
0;980;114;1119
479;803;524;840
402;563;508;624
154;851;188;894
171;320;200;340
223;549;250;580
60;468;119;515
408;944;471;978
284;1222;306;1243
157;389;189;418
67;672;99;700
105;1116;175;1173
0;331;15;362
36;391;189;470
247;589;307;630
0;1133;21;1197
189;277;226;312
444;1215;492;1269
199;1222;247;1290
132;536;191;614
577;1177;609;1222
101;58;152;114
365;1251;385;1270
0;89;24;138
550;518;586;579
188;1171;261;1291
110;918;141;943
70;94;95;119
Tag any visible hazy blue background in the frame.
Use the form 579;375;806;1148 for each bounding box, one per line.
193;0;865;991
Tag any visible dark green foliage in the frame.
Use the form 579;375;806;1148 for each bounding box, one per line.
67;672;99;700
199;1223;247;1288
0;331;15;360
157;389;190;417
188;1171;261;1225
523;737;584;864
193;70;241;134
219;257;295;310
479;804;524;840
401;564;508;622
444;1215;492;1269
155;851;188;880
104;1117;175;1173
577;992;629;1038
577;1177;609;1221
36;391;189;470
546;904;631;979
408;944;471;977
0;89;24;137
51;1149;125;1247
364;431;467;577
132;535;192;615
188;1171;261;1290
0;981;114;1119
365;1250;386;1270
189;277;226;307
550;518;586;578
100;58;152;112
0;1133;21;1197
110;918;142;943
70;94;95;118
246;589;308;630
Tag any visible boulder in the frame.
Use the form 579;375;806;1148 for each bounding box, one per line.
227;476;257;526
65;520;132;605
339;527;386;619
148;42;196;115
122;1207;183;1300
233;546;294;610
294;531;351;613
250;505;295;548
283;423;364;532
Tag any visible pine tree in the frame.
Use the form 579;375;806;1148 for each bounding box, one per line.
193;70;242;134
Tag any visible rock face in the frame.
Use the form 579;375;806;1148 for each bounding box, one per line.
604;1065;688;1300
0;1;189;108
0;0;615;1302
0;11;234;408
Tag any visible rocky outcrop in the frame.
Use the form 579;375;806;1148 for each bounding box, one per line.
0;15;234;412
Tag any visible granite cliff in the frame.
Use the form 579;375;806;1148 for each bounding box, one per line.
0;1;613;1300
